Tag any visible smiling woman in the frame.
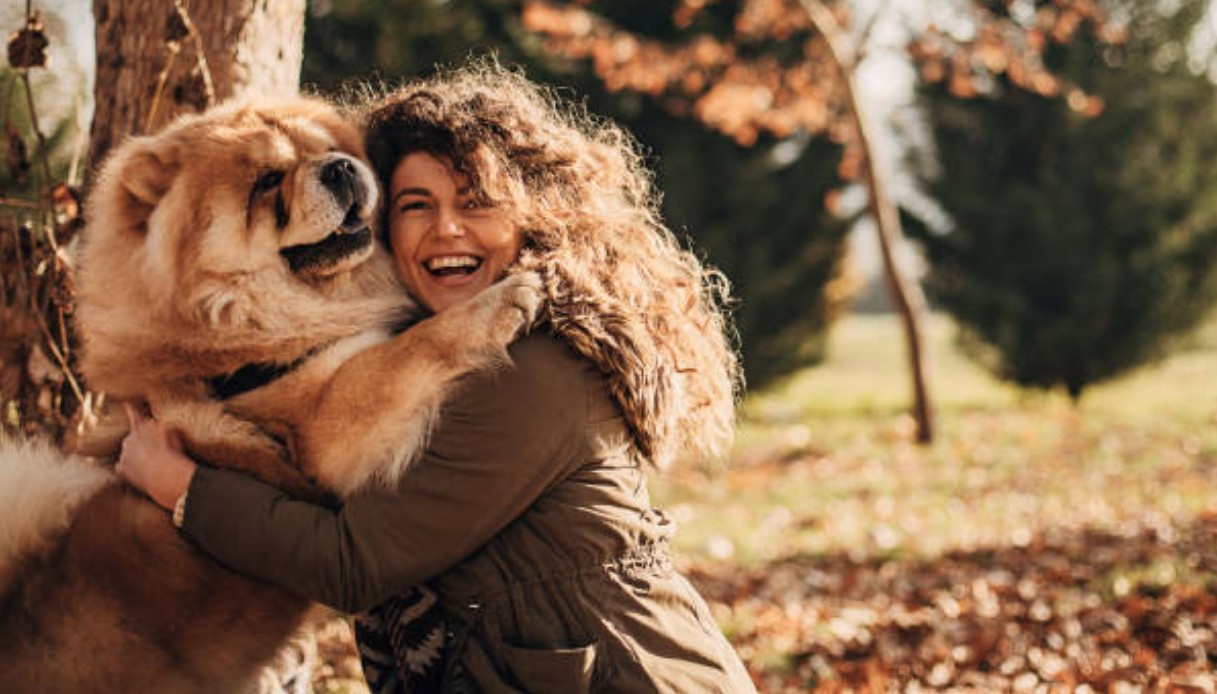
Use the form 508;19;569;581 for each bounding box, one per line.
389;151;523;313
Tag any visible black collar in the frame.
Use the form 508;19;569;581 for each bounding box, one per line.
207;359;303;400
206;340;335;400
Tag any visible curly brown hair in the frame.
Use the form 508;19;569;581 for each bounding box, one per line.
361;61;741;467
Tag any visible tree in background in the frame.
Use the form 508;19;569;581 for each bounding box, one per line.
302;0;527;92
654;113;856;386
90;0;306;166
908;0;1217;399
303;0;857;388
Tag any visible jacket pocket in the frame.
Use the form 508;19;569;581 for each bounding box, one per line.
500;641;598;694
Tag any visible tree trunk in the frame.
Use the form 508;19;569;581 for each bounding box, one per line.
88;0;306;171
800;0;936;443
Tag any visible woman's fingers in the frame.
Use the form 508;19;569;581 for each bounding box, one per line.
124;401;152;430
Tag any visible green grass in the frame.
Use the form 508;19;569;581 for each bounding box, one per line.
653;313;1217;567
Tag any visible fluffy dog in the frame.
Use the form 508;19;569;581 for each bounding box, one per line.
0;97;538;692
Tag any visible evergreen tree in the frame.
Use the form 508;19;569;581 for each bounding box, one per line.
302;0;529;92
655;118;854;385
908;0;1217;399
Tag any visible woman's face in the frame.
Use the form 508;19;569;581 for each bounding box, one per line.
388;152;521;313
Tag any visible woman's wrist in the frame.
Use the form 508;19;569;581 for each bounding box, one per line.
155;453;198;512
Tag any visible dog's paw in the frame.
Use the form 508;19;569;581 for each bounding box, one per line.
457;272;543;345
427;272;544;354
499;271;544;328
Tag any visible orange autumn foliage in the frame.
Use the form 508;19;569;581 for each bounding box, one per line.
523;0;1118;157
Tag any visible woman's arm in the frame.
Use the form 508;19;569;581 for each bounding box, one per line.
123;334;590;613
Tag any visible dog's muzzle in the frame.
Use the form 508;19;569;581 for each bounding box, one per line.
280;154;377;275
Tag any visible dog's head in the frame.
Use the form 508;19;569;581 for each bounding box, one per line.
91;97;379;285
77;97;406;392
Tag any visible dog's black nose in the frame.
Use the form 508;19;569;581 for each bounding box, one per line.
320;157;357;189
320;156;366;211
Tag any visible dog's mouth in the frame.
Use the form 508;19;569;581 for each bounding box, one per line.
280;204;373;275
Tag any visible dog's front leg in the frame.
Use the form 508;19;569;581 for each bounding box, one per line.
156;400;327;502
298;273;542;495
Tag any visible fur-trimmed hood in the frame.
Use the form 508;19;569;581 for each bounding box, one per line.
522;254;731;469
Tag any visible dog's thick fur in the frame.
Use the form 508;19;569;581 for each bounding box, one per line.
0;97;538;692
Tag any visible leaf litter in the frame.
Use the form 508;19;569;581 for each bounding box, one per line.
685;512;1217;692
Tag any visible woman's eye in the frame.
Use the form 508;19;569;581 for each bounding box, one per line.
398;201;428;213
463;198;494;211
253;170;285;194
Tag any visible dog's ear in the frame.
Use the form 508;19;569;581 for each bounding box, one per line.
113;138;179;207
88;136;181;237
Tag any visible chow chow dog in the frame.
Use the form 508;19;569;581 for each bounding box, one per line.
0;97;539;692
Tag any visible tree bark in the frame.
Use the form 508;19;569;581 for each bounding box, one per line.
800;0;936;443
88;0;306;172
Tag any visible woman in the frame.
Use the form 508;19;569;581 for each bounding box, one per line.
119;61;754;693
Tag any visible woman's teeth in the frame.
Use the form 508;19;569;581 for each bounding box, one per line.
425;255;481;276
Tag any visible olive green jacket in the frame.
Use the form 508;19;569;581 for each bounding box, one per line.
181;332;756;693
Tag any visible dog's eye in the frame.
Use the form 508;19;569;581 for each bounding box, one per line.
253;170;285;194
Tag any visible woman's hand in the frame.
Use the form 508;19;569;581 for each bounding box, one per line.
116;403;197;511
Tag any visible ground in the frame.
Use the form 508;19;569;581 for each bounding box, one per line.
313;313;1217;692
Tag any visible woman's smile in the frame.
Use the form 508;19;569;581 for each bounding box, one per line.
389;152;521;313
423;254;484;282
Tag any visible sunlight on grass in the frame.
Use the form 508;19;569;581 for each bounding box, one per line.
654;313;1217;568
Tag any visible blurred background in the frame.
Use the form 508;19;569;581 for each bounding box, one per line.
5;0;1217;690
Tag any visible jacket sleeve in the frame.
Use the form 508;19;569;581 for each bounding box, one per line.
180;334;590;612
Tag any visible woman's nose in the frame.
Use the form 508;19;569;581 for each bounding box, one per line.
434;207;465;237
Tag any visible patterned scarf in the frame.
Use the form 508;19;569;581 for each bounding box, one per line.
354;584;448;693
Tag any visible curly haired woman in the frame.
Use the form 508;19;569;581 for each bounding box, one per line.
118;61;755;693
